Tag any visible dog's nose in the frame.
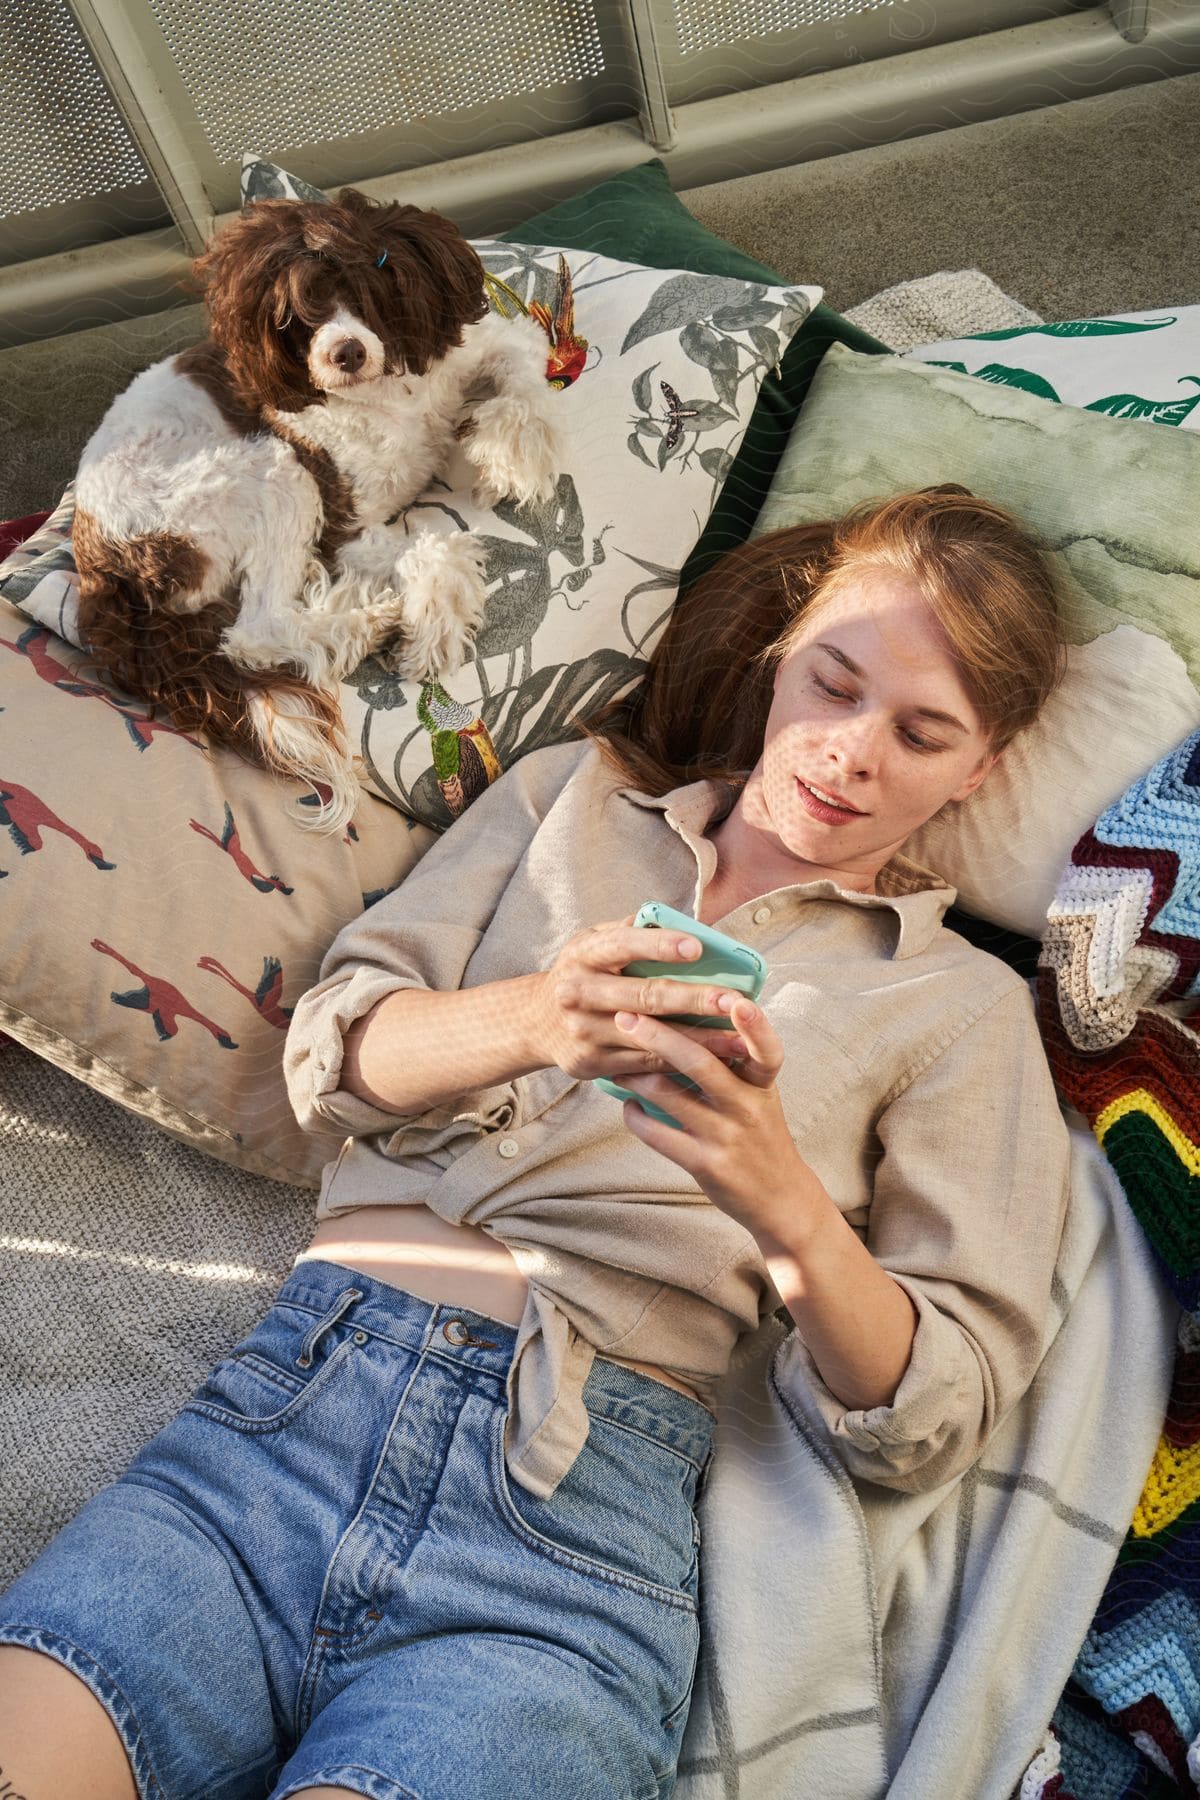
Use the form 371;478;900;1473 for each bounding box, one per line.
331;338;366;373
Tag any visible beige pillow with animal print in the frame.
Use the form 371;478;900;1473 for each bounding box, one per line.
0;595;435;1185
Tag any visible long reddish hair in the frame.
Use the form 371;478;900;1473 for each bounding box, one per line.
577;485;1068;796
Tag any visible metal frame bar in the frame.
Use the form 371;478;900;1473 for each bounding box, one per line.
63;0;217;253
1111;0;1152;39
65;0;643;232
650;0;1090;109
616;0;678;149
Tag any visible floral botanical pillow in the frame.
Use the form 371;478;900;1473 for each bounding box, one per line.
346;237;817;827
0;159;820;832
906;305;1200;429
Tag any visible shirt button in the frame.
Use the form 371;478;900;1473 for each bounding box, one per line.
753;905;771;924
497;1138;519;1158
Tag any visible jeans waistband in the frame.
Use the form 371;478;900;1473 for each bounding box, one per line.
279;1258;715;1469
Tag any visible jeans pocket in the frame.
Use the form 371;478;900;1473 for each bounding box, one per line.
182;1299;360;1436
489;1406;700;1611
661;1600;701;1736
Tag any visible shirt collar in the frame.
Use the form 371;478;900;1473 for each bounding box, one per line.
617;774;957;961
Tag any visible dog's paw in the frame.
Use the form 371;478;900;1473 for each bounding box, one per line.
392;532;490;681
393;617;476;684
511;413;563;506
465;396;561;512
362;586;410;632
469;472;509;512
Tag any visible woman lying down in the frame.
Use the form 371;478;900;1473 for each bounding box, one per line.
0;487;1077;1800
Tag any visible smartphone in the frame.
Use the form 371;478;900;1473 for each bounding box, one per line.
595;903;768;1130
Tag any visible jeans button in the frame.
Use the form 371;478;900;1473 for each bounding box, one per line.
443;1318;500;1349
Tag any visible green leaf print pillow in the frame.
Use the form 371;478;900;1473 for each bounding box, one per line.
906;306;1200;429
755;343;1200;939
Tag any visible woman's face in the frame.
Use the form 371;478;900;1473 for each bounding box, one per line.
740;566;997;893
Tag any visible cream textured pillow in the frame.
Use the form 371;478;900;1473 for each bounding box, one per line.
754;345;1200;938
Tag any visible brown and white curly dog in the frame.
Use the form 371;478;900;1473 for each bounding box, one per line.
72;186;561;831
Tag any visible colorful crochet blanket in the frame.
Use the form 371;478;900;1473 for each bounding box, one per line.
1028;729;1200;1797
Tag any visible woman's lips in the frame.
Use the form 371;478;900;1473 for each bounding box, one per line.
795;777;866;825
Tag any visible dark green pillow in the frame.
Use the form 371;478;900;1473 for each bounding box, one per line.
501;158;890;588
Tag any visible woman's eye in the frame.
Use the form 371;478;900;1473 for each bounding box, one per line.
812;674;852;701
813;672;943;751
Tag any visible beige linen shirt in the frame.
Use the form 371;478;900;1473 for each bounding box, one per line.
283;738;1070;1498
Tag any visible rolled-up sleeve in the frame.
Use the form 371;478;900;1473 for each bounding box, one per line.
282;744;579;1137
776;978;1071;1493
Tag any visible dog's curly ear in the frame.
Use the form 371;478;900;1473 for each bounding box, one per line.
371;204;488;373
193;206;320;413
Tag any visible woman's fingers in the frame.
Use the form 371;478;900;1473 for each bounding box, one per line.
580;919;704;974
548;917;765;1082
560;918;750;1037
570;974;750;1026
615;1009;723;1092
617;999;781;1090
684;1027;750;1060
716;998;782;1085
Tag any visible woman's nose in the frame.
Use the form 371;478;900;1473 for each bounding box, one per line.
826;712;883;774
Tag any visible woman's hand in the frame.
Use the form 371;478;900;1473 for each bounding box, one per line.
528;914;755;1083
613;998;819;1246
619;999;924;1412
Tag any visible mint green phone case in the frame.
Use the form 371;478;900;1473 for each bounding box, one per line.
595;903;768;1129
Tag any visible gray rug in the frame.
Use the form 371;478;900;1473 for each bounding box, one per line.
0;1032;311;1587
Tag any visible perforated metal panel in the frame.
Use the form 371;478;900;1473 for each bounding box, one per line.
659;0;1090;103
0;0;148;215
0;0;1155;292
673;0;895;58
144;0;610;162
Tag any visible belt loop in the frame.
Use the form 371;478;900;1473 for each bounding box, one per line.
296;1286;363;1368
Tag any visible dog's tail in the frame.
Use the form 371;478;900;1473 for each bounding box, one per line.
74;539;361;835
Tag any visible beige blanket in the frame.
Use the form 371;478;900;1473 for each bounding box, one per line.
676;1116;1173;1799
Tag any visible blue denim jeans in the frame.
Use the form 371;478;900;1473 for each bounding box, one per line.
0;1260;715;1800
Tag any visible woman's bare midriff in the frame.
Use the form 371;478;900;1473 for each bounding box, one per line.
299;1205;709;1410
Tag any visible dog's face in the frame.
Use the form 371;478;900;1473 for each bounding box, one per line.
193;187;488;412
